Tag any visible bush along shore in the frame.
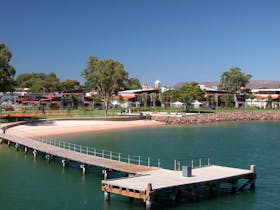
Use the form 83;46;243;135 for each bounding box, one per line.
150;112;280;124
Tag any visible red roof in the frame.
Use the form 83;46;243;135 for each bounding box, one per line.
114;94;136;100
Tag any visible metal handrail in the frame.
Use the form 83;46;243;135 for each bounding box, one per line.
4;127;160;168
174;157;212;170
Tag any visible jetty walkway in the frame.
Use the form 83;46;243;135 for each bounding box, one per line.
0;125;256;209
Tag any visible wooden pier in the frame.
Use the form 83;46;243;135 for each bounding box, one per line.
0;127;256;209
102;165;256;209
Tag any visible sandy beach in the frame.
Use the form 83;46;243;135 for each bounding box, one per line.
7;120;164;138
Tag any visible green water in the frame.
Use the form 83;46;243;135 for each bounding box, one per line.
1;121;280;210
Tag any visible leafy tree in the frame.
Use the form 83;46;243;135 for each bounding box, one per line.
140;93;149;108
221;93;234;107
0;43;16;92
16;72;60;92
207;96;216;108
60;79;80;91
44;72;60;92
82;56;128;115
160;90;174;108
69;94;79;108
178;82;205;105
150;93;157;107
219;67;252;93
267;95;273;109
126;77;142;90
92;94;101;108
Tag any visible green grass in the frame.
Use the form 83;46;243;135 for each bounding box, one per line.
1;106;280;124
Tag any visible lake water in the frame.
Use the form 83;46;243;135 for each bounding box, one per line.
0;121;279;210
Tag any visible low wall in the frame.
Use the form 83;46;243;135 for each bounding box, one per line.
150;112;280;124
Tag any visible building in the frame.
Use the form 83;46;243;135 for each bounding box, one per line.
246;88;280;108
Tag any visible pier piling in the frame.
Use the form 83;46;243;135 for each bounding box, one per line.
33;150;37;158
104;191;110;201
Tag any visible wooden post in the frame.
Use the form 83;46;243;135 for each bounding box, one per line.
250;165;256;190
231;179;238;193
103;169;108;180
24;147;28;154
174;160;177;171
80;164;86;174
145;200;152;210
169;192;177;204
145;183;153;209
45;154;51;164
33;150;37;158
192;186;197;201
104;191;110;201
15;143;19;152
62;159;67;167
250;165;256;174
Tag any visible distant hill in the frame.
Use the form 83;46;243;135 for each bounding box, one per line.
174;80;280;89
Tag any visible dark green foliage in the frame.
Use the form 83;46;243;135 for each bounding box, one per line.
60;79;80;91
267;95;273;108
178;82;205;105
219;67;252;93
126;77;142;90
16;72;60;92
0;43;16;92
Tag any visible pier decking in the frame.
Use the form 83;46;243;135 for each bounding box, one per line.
0;126;256;209
102;165;256;208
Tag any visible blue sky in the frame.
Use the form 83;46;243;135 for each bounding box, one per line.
1;0;280;87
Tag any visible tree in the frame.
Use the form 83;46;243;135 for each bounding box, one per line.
221;93;234;107
267;95;273;109
178;82;205;106
140;93;148;108
16;72;60;92
159;90;172;108
44;72;60;92
82;56;128;115
60;79;80;91
0;43;16;92
126;77;142;90
150;93;157;107
219;67;252;93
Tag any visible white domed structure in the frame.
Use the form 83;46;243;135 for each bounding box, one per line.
155;80;161;89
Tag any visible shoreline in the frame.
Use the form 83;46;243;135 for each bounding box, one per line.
4;111;280;138
8;120;165;138
150;111;280;124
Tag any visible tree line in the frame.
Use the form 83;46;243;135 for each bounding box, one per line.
1;42;253;111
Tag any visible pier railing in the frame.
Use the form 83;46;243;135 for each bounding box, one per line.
37;138;160;167
174;157;211;170
4;127;160;168
4;127;211;170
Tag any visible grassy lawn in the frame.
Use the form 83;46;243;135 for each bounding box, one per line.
1;106;280;123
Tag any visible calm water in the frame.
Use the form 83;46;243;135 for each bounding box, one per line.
0;121;280;210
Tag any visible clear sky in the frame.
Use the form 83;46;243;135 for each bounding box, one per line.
1;0;280;87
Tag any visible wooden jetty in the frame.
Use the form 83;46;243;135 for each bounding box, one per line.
0;128;256;209
102;165;256;209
